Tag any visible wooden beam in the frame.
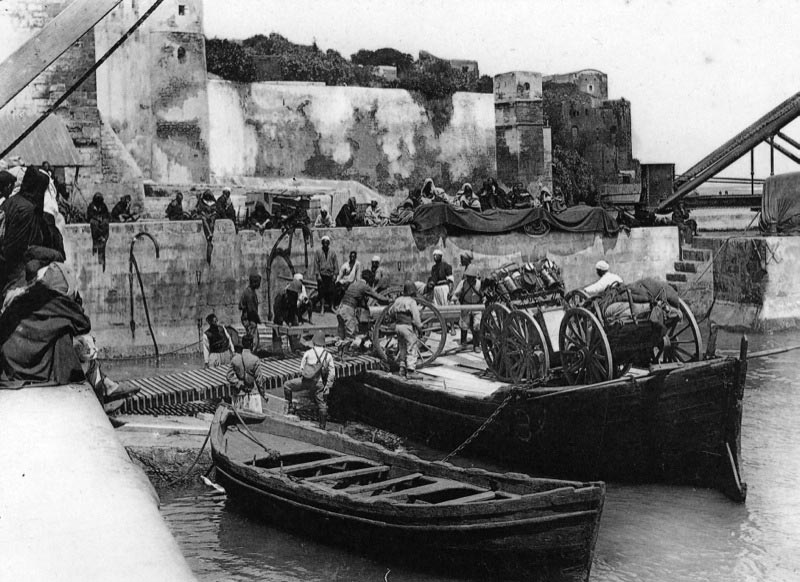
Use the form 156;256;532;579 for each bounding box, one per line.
0;0;123;112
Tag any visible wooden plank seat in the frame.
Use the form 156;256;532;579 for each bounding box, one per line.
437;491;499;505
375;479;484;500
346;473;424;495
304;465;390;483
270;455;365;474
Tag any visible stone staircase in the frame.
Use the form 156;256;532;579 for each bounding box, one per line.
666;244;714;316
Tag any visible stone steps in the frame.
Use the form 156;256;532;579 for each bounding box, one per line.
666;272;688;282
667;243;714;317
681;247;712;262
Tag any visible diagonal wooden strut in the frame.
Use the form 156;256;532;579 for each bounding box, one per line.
0;0;123;112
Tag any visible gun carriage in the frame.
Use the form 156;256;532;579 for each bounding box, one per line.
480;261;704;386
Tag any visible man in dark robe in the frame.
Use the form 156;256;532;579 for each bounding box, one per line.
111;194;139;222
0;262;89;384
194;189;217;263
87;192;111;268
0;169;15;203
239;274;262;353
247;201;272;232
166;192;187;220
215;187;236;223
0;166;57;296
335;196;359;228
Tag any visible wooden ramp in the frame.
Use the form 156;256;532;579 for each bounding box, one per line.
120;354;381;414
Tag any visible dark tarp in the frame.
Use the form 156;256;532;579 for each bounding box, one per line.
411;203;620;236
760;171;800;233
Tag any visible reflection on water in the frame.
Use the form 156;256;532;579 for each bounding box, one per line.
161;330;800;581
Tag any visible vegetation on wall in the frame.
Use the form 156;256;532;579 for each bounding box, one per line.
552;145;596;207
205;33;493;97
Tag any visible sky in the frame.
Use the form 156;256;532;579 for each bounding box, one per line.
204;0;800;179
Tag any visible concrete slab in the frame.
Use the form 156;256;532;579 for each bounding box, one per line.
0;384;196;581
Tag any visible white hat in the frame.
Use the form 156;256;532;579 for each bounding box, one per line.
293;272;304;281
595;260;609;272
222;187;231;194
372;255;380;262
433;249;443;257
321;235;331;242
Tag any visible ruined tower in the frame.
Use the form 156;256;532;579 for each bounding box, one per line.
494;71;552;192
95;0;210;183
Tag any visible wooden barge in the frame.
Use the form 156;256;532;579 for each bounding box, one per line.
338;348;748;503
210;406;605;581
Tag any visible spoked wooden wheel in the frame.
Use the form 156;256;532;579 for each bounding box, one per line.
655;298;703;363
480;303;511;381
502;311;550;383
372;297;447;368
564;289;590;309
559;308;614;386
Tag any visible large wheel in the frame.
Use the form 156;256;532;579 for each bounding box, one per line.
564;289;590;309
480;303;511;381
372;297;447;368
559;308;614;386
502;311;550;383
655;298;704;363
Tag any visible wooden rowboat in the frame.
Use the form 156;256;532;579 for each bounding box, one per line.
338;349;748;503
210;405;605;581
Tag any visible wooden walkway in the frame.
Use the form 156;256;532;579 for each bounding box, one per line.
119;353;381;414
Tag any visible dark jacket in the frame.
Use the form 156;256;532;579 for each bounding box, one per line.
0;282;90;383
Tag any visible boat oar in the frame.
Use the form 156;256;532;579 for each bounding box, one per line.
742;343;800;360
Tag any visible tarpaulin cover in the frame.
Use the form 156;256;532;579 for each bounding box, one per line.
760;171;800;233
411;203;620;236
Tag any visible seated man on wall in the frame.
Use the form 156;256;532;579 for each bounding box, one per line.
111;194;139;223
314;207;332;228
335;196;359;228
365;200;388;226
166;191;190;220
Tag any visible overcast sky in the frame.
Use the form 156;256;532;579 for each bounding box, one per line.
204;0;800;179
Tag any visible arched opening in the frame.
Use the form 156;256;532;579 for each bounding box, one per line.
177;46;186;63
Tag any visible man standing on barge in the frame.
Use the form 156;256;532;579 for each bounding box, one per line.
387;281;424;380
203;313;234;368
314;235;338;313
428;249;453;306
239;274;262;352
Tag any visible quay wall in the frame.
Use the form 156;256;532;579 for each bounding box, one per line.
62;221;679;357
0;384;196;581
695;236;800;331
207;81;496;196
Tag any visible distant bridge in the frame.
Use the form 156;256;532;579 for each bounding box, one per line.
659;92;800;211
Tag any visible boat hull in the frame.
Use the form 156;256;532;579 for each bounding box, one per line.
210;407;605;581
338;357;747;502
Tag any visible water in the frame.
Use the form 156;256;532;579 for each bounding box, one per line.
160;330;800;581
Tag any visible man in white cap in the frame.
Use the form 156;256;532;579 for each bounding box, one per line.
369;255;388;293
314;235;338;313
427;249;453;306
583;260;623;297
